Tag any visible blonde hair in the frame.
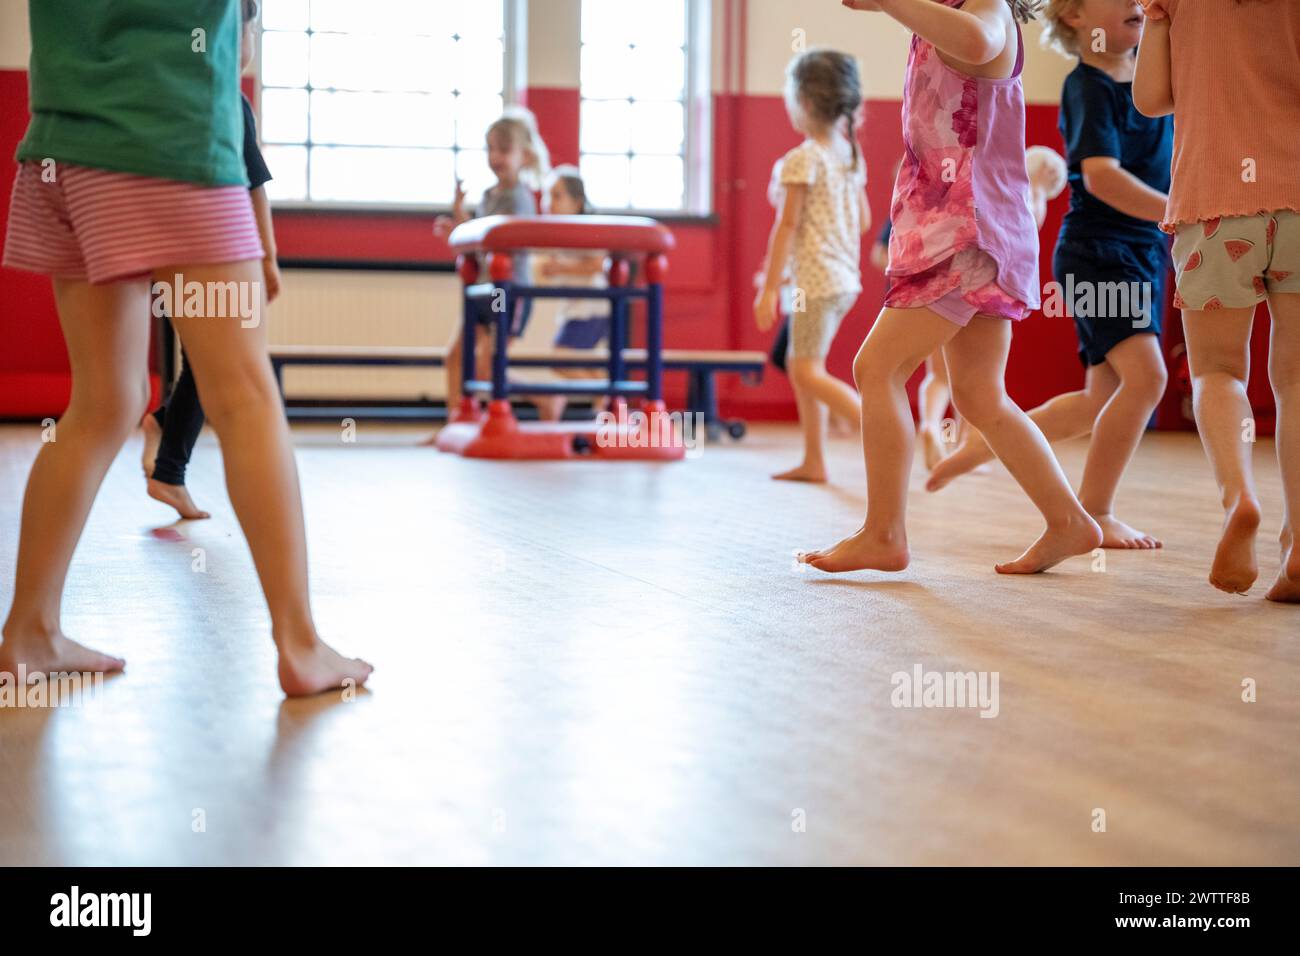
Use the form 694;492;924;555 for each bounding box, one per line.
487;106;551;190
1040;0;1085;57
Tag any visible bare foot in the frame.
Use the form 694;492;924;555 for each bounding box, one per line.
773;463;828;483
995;513;1104;574
146;478;211;520
140;413;162;477
798;526;909;573
1092;513;1163;550
277;639;373;698
829;414;857;439
0;630;126;679
925;437;994;491
1209;495;1260;594
1264;527;1299;603
919;424;946;471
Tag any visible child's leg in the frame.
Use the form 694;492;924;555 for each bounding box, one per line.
943;316;1102;573
147;347;210;520
1265;293;1300;602
1076;334;1167;548
775;361;831;482
162;259;371;695
918;348;951;469
1;277;150;677
927;362;1117;490
1183;306;1261;593
800;307;957;572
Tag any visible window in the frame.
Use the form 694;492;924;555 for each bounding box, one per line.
257;0;518;207
579;0;711;214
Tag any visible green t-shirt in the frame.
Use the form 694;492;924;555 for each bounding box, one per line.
15;0;247;187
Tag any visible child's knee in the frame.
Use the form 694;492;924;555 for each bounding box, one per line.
852;345;897;390
788;358;821;388
950;381;1004;426
72;379;150;436
199;372;279;431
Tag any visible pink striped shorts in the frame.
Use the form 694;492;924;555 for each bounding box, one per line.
3;161;263;285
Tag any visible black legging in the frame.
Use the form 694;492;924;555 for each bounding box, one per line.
769;315;791;374
152;339;204;486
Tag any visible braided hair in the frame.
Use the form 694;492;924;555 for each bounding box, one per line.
785;49;864;169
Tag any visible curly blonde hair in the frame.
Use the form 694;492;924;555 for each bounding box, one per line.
1040;0;1084;57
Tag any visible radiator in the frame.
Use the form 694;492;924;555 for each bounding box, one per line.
271;269;563;400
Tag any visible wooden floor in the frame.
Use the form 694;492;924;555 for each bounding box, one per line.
0;421;1296;866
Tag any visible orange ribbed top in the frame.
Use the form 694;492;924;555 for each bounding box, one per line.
1162;0;1300;229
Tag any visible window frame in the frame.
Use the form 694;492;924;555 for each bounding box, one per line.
577;0;712;218
257;0;529;213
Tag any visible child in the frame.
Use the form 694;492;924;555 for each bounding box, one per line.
802;0;1103;574
927;1;1172;554
433;107;549;417
916;147;1064;471
0;0;370;696
141;0;282;521
755;49;869;483
531;166;609;422
1135;0;1300;599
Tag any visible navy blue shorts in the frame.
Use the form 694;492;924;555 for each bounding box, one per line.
470;293;533;338
1052;236;1168;367
554;316;610;350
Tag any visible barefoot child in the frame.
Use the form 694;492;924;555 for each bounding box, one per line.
141;0;282;521
1134;0;1300;599
802;0;1103;574
531;166;609;422
433;107;549;419
928;0;1173;553
755;49;869;483
0;0;371;695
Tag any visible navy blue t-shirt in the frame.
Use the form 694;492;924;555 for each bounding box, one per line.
1058;61;1171;245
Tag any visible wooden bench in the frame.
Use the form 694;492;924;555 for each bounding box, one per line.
268;344;766;439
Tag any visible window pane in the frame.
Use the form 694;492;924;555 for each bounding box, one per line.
310;33;451;92
455;94;504;148
580;44;632;100
260;32;309;88
311;147;453;203
260;88;309;143
311;91;454;148
629;46;685;100
446;0;505;40
631;155;684;209
580;154;631;209
456;150;494;206
261;0;309;32
262;145;308;201
630;101;684;155
451;38;505;95
580;100;631;154
311;0;444;36
582;0;686;47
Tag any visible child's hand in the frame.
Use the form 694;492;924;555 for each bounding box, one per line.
537;257;558;279
869;242;889;273
261;254;282;302
432;215;455;238
754;286;781;332
841;0;885;11
451;178;466;218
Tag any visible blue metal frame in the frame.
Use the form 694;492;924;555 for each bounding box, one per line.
462;270;667;405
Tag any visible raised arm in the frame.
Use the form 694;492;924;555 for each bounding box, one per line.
846;0;1008;66
1133;16;1173;117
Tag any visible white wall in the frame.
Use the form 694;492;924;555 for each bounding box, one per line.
0;0;30;69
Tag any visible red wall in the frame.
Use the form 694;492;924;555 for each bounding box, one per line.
0;69;1276;431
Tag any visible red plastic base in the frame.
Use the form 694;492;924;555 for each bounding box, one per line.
434;399;687;461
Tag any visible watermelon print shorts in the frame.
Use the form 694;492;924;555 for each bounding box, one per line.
1171;210;1300;311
